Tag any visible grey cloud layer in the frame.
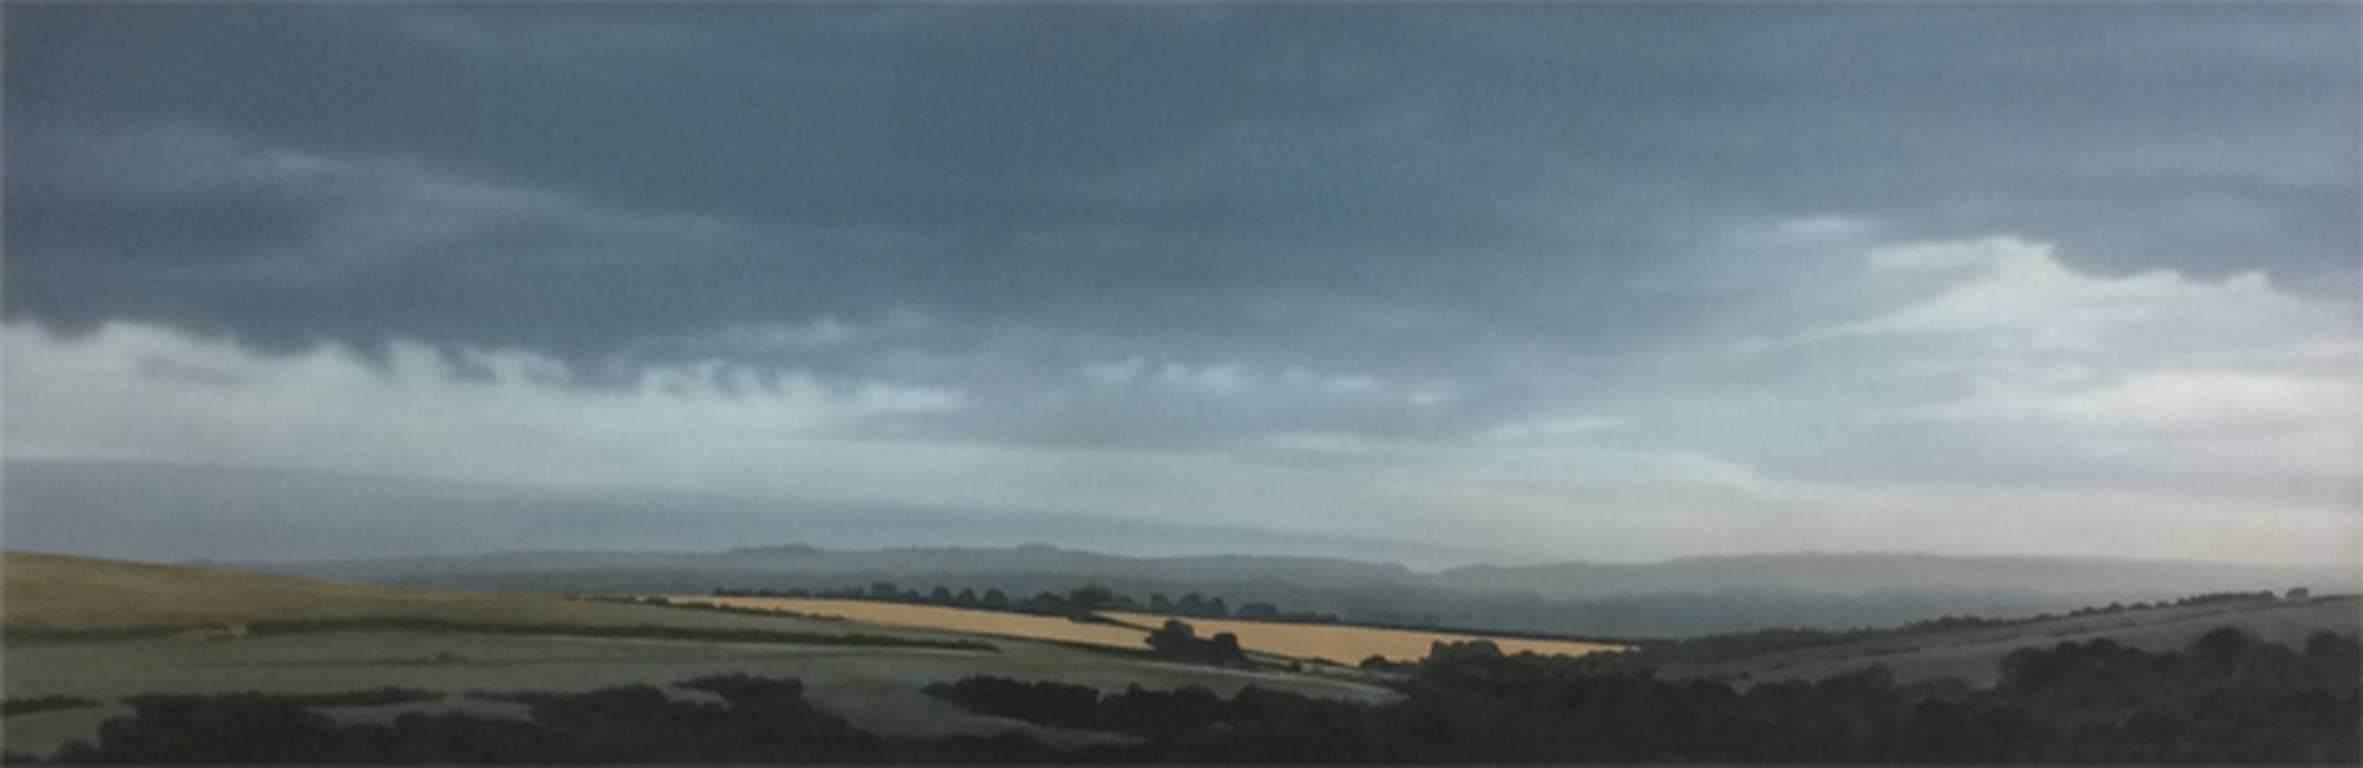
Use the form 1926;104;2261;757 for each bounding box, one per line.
3;6;2354;563
13;6;2352;356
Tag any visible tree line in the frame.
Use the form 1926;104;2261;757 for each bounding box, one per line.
1611;588;2325;666
711;582;1340;624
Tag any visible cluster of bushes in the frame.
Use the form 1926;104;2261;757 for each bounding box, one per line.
1142;620;1250;665
712;583;1340;624
1154;594;1339;623
14;628;2354;763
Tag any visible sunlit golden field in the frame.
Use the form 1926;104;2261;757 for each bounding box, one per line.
1104;612;1627;663
680;596;1152;650
674;596;1628;663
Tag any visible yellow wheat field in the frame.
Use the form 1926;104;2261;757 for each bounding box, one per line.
675;596;1627;663
680;597;1153;650
1104;612;1626;663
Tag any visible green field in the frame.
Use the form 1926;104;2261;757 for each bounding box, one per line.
0;554;1398;757
2;628;1397;756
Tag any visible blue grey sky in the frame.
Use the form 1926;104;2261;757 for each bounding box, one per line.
4;5;2356;566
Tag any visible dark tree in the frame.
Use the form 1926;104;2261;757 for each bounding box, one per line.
1145;619;1198;655
1143;620;1248;666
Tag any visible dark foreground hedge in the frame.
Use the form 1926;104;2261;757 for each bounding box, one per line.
13;628;2357;764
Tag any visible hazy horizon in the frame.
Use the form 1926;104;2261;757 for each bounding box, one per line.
5;6;2358;567
5;456;2355;574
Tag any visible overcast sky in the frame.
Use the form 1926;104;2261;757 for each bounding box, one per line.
4;5;2356;566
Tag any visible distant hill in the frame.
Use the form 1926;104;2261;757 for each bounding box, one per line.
244;544;2348;597
228;545;2354;638
0;551;937;644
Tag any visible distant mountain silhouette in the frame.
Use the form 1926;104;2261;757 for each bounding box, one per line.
232;545;2352;638
1430;551;2354;597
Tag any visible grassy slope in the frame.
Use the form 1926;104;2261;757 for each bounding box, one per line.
0;551;948;641
1665;595;2361;687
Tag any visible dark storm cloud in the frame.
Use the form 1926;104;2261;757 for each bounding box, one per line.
10;4;2350;364
4;4;2355;563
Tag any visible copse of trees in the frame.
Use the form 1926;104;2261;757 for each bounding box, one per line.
2173;590;2285;607
1142;620;1249;666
